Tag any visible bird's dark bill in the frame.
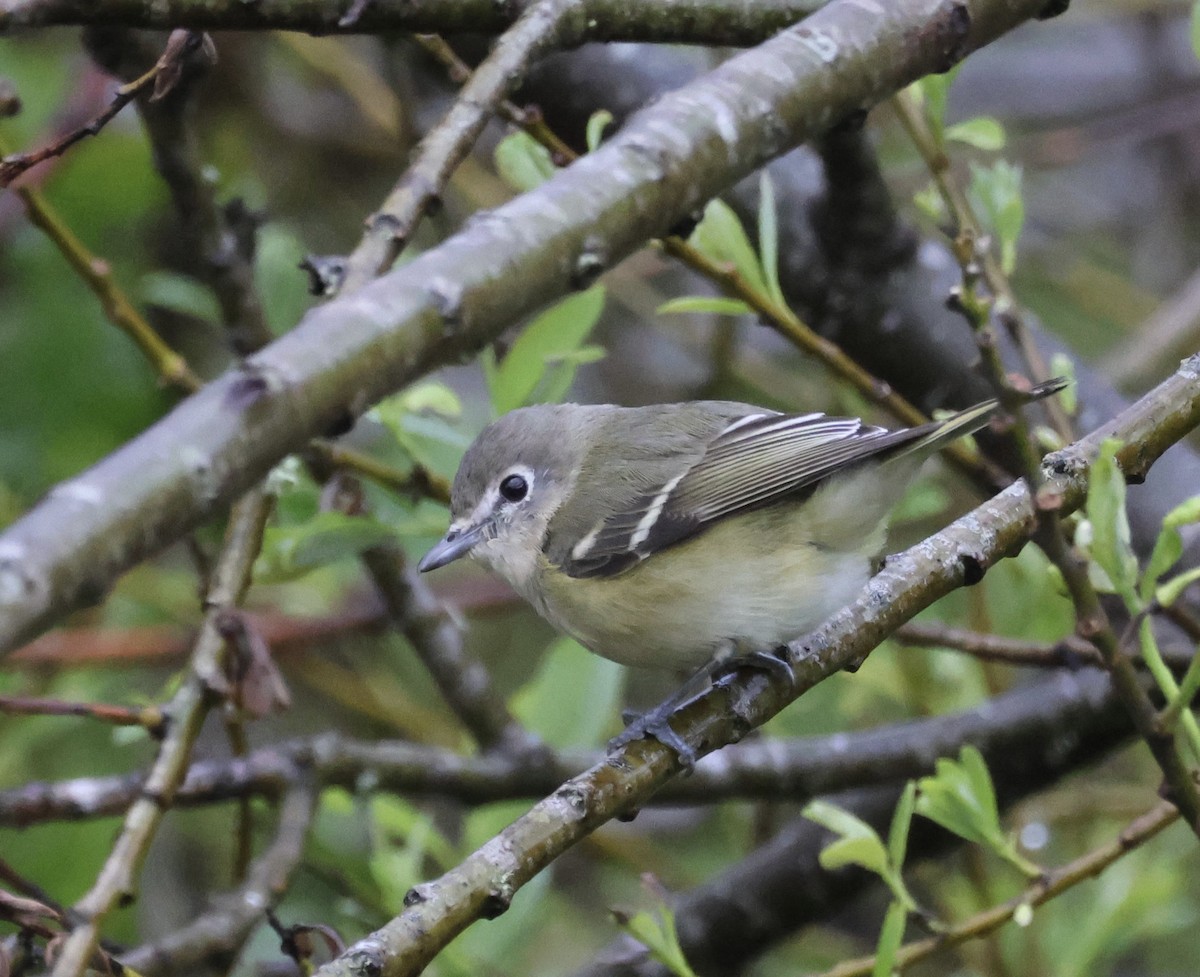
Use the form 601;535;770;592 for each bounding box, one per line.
417;523;487;572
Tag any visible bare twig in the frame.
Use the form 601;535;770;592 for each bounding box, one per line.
893;621;1103;668
0;130;202;393
0;31;211;187
308;441;451;505
0;666;1136;826
0;695;165;732
84;27;272;355
339;0;590;292
49;488;274;977
816;799;1180;977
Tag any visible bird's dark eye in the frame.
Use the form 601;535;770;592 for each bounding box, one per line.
499;473;528;502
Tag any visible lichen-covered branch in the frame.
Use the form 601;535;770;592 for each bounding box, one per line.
48;489;274;977
0;0;1054;656
0;0;821;43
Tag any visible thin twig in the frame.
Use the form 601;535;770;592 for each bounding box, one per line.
339;0;590;293
893;622;1103;668
888;92;1073;443
893;87;1200;836
0;36;178;187
49;488;274;977
0;130;202;394
0;667;1137;826
814;799;1180;977
308;440;451;505
0;695;165;732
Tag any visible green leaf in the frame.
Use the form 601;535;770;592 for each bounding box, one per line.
1192;0;1200;61
616;905;698;977
689;198;768;295
586;109;613;153
256;511;399;581
1142;494;1200;601
393;381;462;419
1085;439;1138;608
887;781;917;870
510;637;623;748
1158;565;1200;607
657;296;752;317
916;747;1000;848
914;63;963;139
819;836;890;877
487;285;606;414
945;116;1006;151
139;270;221;325
968;159;1024;274
912;181;947;224
872;901;908;977
494;130;556;191
757;171;784;306
803;800;889;878
917;746;1040;876
371;403;471;477
536;344;607;405
372;382;467;457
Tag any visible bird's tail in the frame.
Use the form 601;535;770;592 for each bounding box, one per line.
892;376;1069;462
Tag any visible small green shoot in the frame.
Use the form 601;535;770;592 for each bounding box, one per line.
586;109;614;152
613;877;698;977
494;130;556;191
968;159;1024;275
916;745;1041;878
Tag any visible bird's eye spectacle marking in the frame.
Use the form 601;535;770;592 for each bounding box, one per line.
499;473;528;502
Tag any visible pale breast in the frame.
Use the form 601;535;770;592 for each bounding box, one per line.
536;499;880;671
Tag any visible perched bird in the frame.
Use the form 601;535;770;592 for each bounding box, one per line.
419;380;1066;751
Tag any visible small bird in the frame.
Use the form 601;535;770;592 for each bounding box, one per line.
419;381;1065;751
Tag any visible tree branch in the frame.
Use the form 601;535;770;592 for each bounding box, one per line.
0;664;1137;827
48;489;274;977
0;0;822;43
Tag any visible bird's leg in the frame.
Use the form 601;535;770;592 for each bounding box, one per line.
608;643;794;770
711;646;794;688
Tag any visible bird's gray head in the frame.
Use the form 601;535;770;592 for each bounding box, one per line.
417;405;594;585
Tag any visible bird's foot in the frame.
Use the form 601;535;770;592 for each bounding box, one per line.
609;704;699;770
